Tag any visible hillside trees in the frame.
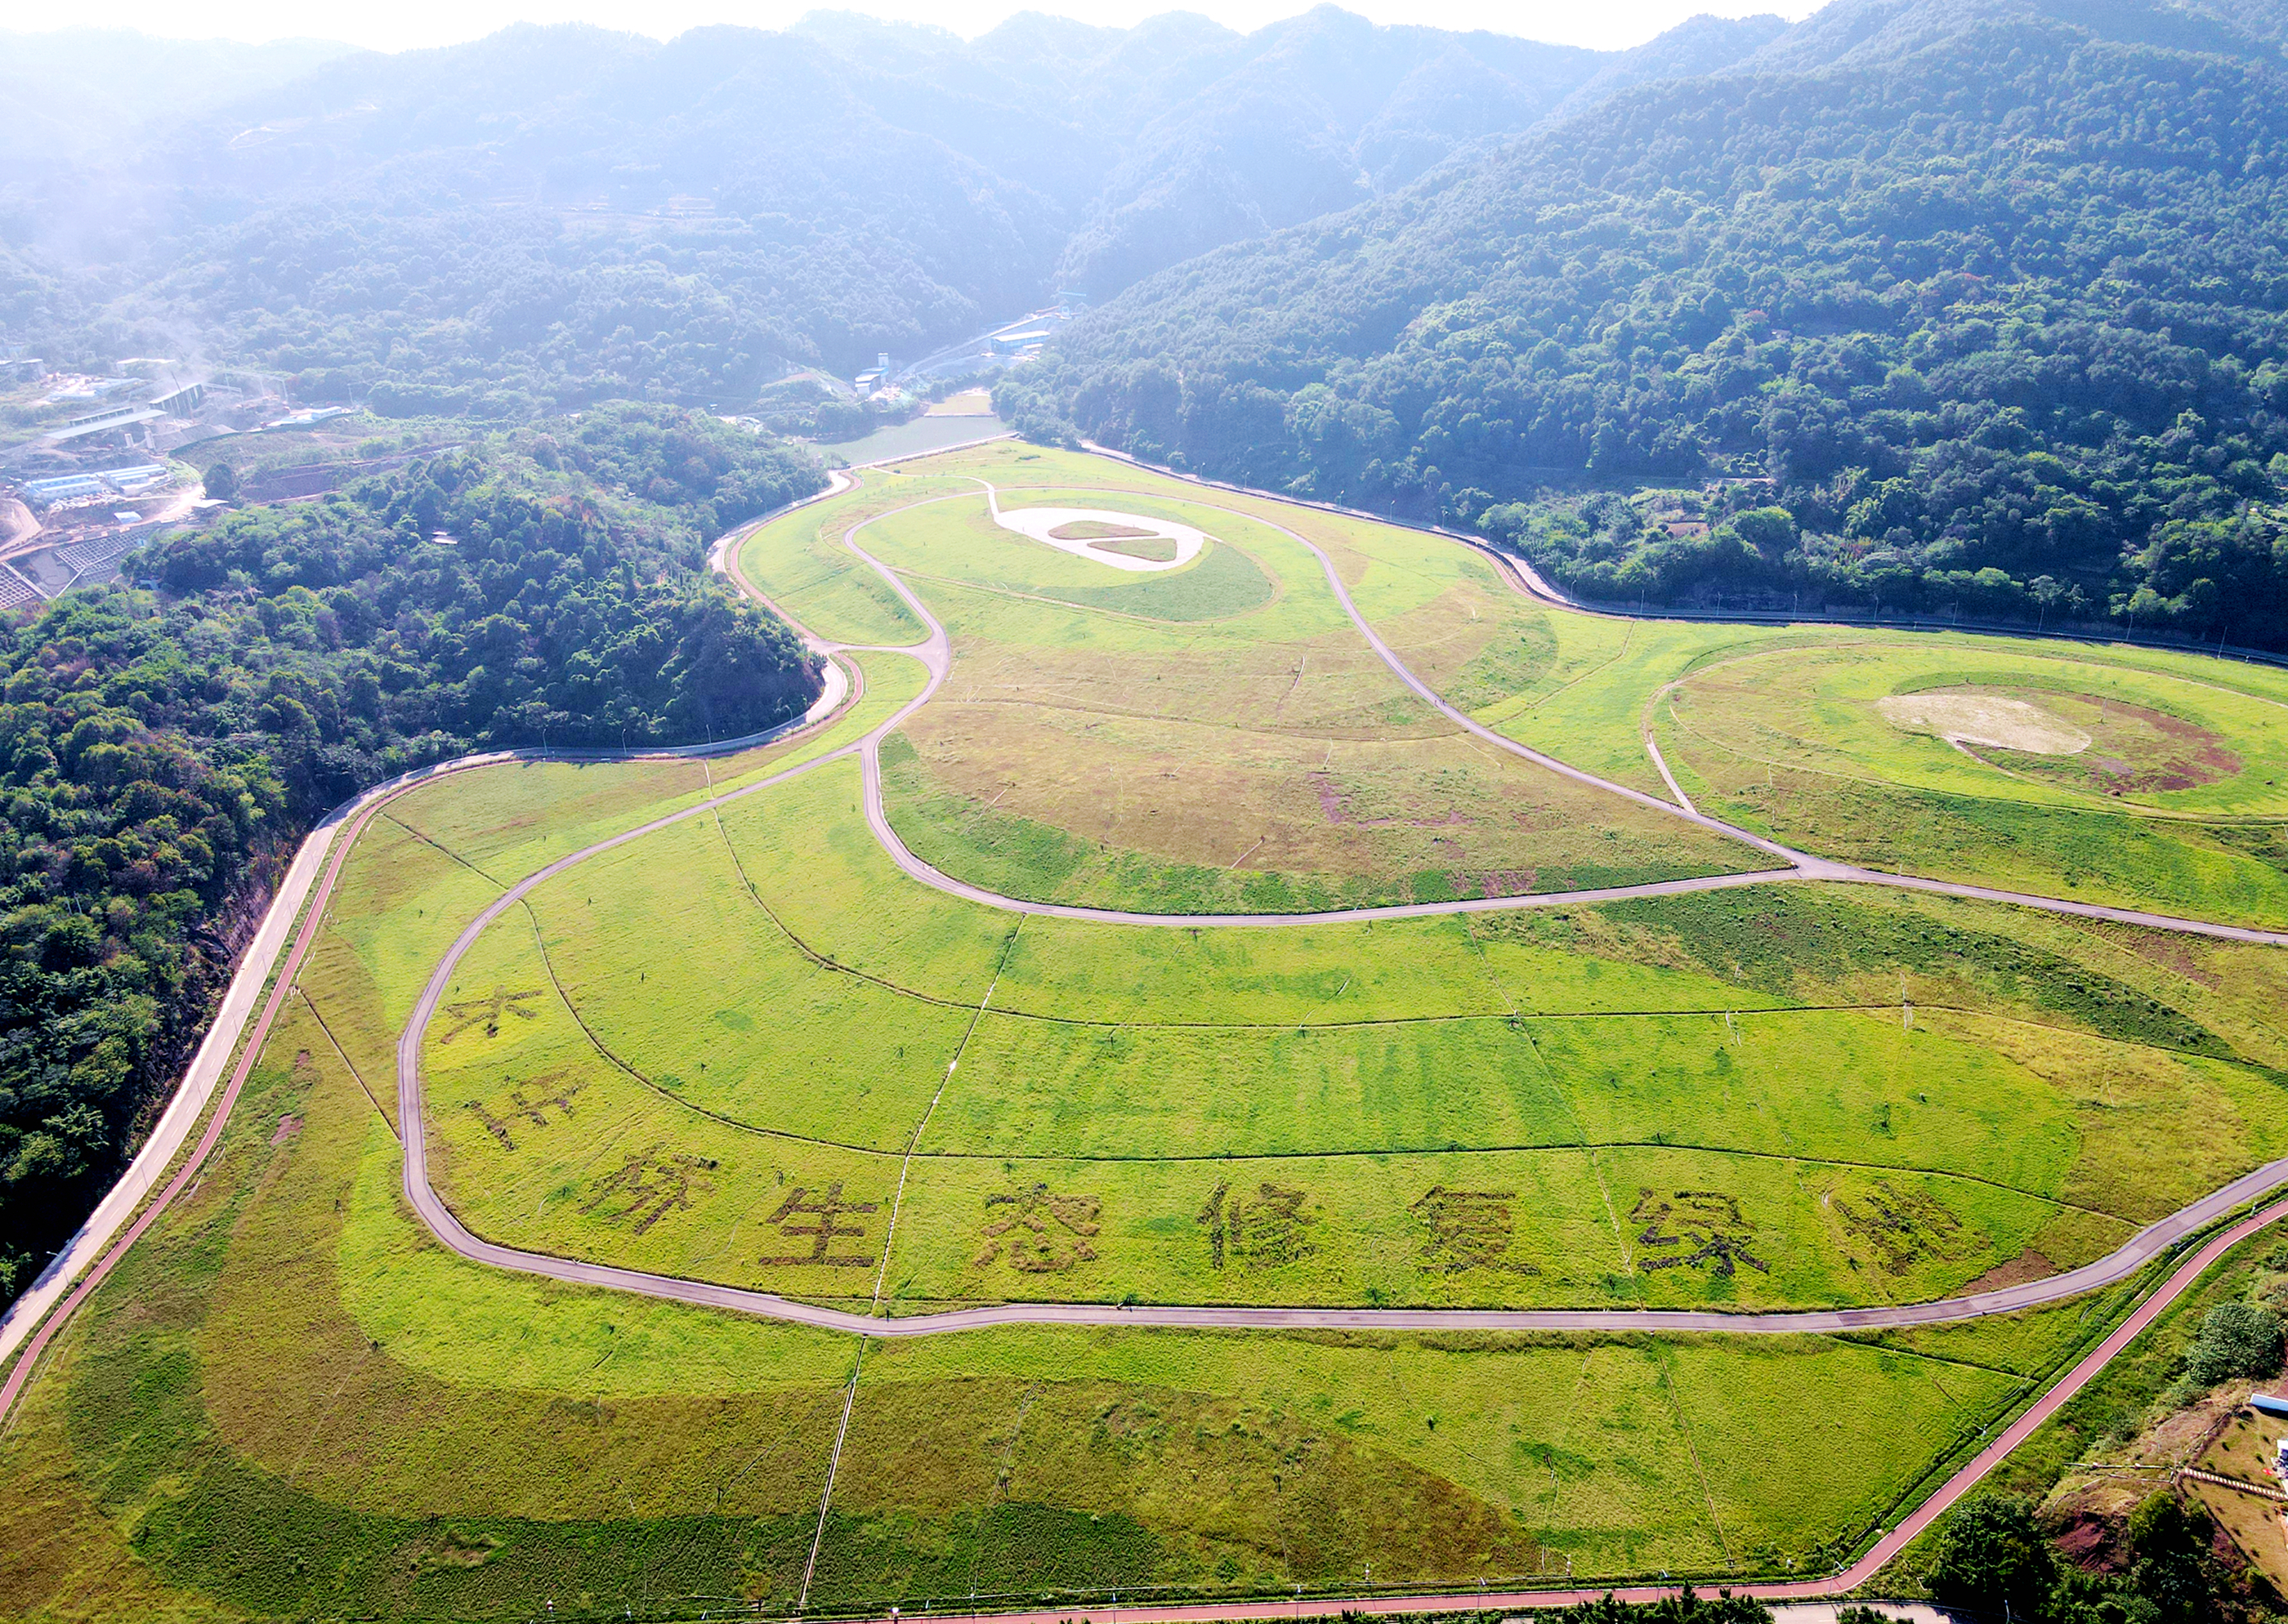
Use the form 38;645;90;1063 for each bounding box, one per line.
0;407;822;1309
1005;6;2288;648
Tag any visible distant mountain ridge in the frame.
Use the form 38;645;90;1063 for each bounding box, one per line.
0;7;1784;401
999;0;2288;649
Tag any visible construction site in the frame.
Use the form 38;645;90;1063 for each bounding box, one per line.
0;350;331;608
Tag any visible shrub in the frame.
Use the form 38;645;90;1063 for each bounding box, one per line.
2184;1301;2286;1386
1929;1494;2055;1621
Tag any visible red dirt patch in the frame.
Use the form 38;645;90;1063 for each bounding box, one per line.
1306;771;1396;826
1963;1247;2056;1293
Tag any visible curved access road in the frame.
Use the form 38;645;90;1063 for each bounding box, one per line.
765;471;2288;944
744;1206;2288;1624
9;453;2287;1613
0;472;867;1430
381;470;2288;1349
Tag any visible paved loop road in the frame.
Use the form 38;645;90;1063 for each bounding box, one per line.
838;478;2288;941
386;466;2288;1344
11;457;2288;1613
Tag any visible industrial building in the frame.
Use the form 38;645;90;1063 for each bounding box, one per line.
18;465;170;505
44;400;164;444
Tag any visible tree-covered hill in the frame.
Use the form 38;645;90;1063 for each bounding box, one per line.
0;10;1778;415
0;405;820;1310
0;29;352;176
1000;0;2288;649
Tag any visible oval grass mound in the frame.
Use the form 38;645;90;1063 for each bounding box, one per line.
1883;682;2242;796
1669;643;2288;815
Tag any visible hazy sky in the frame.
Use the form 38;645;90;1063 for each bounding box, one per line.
27;0;1819;54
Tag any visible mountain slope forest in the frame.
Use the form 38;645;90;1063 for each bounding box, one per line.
0;407;820;1307
16;0;2288;1309
1001;0;2288;647
0;10;1781;412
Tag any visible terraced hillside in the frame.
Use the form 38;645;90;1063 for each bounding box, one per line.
4;443;2287;1620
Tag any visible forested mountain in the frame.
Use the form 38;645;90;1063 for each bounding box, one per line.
23;0;2288;1300
1002;0;2288;649
0;9;1777;414
0;407;820;1308
0;29;354;175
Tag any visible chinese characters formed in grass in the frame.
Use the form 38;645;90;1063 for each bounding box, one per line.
974;1183;1102;1273
1410;1186;1544;1275
762;1183;882;1268
1197;1179;1318;1269
580;1151;716;1234
1832;1179;1971;1275
437;985;543;1042
462;1073;587;1152
1632;1189;1769;1276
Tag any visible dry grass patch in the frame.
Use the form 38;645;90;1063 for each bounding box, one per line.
891;700;1756;889
1879;691;2093;755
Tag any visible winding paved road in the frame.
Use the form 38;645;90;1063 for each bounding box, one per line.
10;453;2288;1610
744;475;2288;942
382;466;2288;1343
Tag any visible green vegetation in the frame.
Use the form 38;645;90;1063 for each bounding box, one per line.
792;457;1773;912
12;442;2288;1622
395;701;2281;1314
1875;1224;2288;1620
1664;644;2288;815
1294;509;2288;930
0;730;2118;1619
0;406;820;1310
1007;5;2288;651
2182;1300;2284;1385
737;480;934;647
25;8;2288;1613
3;10;1788;415
1656;643;2288;928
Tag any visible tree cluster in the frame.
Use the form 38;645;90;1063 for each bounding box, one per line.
0;10;1803;419
0;405;822;1307
1003;7;2288;649
1929;1492;2279;1624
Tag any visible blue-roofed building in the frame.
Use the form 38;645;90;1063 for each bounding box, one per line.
18;465;168;505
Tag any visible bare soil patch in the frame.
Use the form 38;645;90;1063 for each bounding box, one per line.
1049;520;1156;541
1961;1247;2056;1293
1879;692;2091;755
1884;684;2245;795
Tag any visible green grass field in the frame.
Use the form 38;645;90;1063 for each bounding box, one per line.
6;443;2287;1621
792;475;1779;912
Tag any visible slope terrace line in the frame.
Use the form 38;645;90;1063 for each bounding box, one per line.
376;468;2288;1344
802;469;2288;944
713;1207;2288;1623
0;678;860;1433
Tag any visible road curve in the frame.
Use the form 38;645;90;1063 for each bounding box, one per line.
764;1193;2288;1623
4;453;2285;1617
791;475;2288;944
0;658;854;1431
375;474;2288;1341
